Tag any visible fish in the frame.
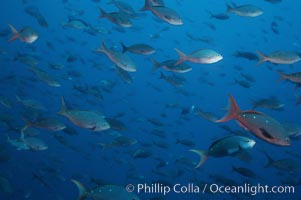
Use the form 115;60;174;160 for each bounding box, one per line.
251;97;284;110
277;71;301;84
58;97;110;131
24;6;48;28
215;95;291;146
148;0;165;6
114;65;133;84
207;10;229;20
232;166;257;178
62;17;90;30
282;122;301;138
295;95;301;106
264;153;301;173
174;48;223;65
23;117;66;132
190;135;256;168
235;79;251;89
256;50;301;65
132;149;152;158
23;137;48;151
176;139;196;147
7;135;29;151
7;127;47;151
99;8;132;28
241;73;256;82
104;117;127;131
16;95;46;110
120;42;155;55
191;106;218;122
98;135;137;149
0;176;13;196
0;95;12;108
96;40;136;72
72;179;140;200
28;65;61;87
108;0;136;16
159;72;185;87
265;0;282;4
226;4;263;17
151;59;192;73
141;0;183;26
8;24;38;43
233;51;259;61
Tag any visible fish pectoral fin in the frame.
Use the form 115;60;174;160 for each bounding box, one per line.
227;147;239;155
259;128;274;139
89;126;97;131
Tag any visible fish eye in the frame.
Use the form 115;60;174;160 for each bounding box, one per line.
285;138;290;142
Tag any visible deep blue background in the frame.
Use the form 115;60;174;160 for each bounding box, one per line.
0;0;301;199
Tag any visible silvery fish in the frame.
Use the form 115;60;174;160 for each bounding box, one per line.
190;135;255;168
96;40;136;72
72;180;140;200
99;8;132;28
256;50;301;65
58;97;110;131
226;4;263;17
174;48;223;65
141;0;183;25
8;24;38;43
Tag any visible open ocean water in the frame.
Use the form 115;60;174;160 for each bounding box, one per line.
0;0;301;199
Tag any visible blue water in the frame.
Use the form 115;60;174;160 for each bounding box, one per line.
1;0;301;199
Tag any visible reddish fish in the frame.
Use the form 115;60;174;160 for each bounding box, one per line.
8;24;38;43
215;95;290;146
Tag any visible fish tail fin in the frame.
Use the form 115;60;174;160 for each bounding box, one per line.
295;94;301;106
120;42;127;53
8;24;19;42
189;149;208;168
22;117;33;128
20;125;28;140
256;50;268;66
16;95;21;102
174;48;186;66
96;39;106;53
97;143;108;150
250;99;257;110
277;71;288;82
225;3;233;12
106;0;115;5
159;72;165;79
206;10;213;18
140;0;150;11
99;7;107;18
215;94;240;122
71;179;88;200
263;152;274;168
150;58;160;71
58;97;67;115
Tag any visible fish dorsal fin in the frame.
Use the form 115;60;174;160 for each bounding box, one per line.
243;110;264;115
